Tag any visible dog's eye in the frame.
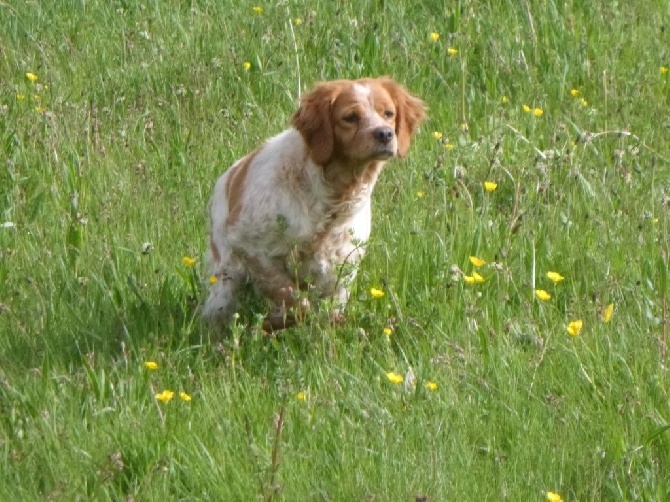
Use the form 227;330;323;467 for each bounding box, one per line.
384;110;395;119
343;113;359;123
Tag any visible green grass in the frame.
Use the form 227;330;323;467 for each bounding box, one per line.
1;0;669;499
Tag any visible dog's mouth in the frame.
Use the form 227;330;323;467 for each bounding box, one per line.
372;146;396;159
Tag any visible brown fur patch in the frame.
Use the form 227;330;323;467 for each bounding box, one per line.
225;149;259;226
292;81;348;165
210;236;221;263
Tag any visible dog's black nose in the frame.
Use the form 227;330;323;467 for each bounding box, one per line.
373;126;395;145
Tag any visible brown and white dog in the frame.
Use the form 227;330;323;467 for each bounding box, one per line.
204;77;425;330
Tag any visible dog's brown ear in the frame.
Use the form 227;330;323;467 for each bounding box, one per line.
292;82;341;165
380;79;426;157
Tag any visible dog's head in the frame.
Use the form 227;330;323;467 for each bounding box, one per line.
292;77;426;166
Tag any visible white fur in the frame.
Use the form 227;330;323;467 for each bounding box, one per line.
204;129;374;327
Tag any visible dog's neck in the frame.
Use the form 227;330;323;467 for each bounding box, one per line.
321;159;385;202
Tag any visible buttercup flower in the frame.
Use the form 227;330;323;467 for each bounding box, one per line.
155;390;175;403
209;275;218;285
570;89;580;97
144;361;158;370
430;32;440;42
501;95;509;103
432;131;443;140
447;47;458;56
567;319;583;337
535;289;551;301
602;303;614;323
523;104;531;113
252;6;263;14
417;191;425;198
484;181;498;192
469;256;486;267
547;492;564;502
425;381;438;391
296;391;307;401
661;66;668;75
370;288;385;298
533;108;544;117
463;275;476;284
294;17;303;25
179;391;192;402
444;143;455;151
26;72;38;82
546;271;565;283
472;272;485;283
16;94;26;101
182;256;197;267
243;61;251;71
580;98;588;107
386;372;404;384
383;327;392;336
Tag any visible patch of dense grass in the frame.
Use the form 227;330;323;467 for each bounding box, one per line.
1;1;669;500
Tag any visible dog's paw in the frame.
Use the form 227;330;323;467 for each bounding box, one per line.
329;308;347;325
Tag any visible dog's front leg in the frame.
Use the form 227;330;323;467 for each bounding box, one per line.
240;253;310;331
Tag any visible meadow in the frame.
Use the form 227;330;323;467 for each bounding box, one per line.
1;0;669;500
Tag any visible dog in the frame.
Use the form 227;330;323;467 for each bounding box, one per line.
203;77;425;330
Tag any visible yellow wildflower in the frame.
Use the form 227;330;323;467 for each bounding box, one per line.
533;108;544;117
252;6;263;14
425;381;438;391
501;95;509;103
34;106;45;114
432;131;443;140
209;275;218;285
430;32;440;42
294;17;302;25
570;89;580;97
16;94;26;101
144;361;158;370
522;104;531;113
546;271;565;283
179;391;192;402
26;72;38;82
484;181;498;192
661;66;668;75
155;390;174;403
383;327;392;336
386;372;403;384
444;143;455;151
243;61;251;71
547;492;564;502
602;303;614;323
580;98;588;107
447;47;458;56
567;319;583;337
370;287;385;299
182;256;197;267
469;256;486;267
535;289;551;301
417;191;425;198
296;391;307;401
472;272;485;283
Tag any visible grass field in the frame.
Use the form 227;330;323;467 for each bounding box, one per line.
1;0;669;500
